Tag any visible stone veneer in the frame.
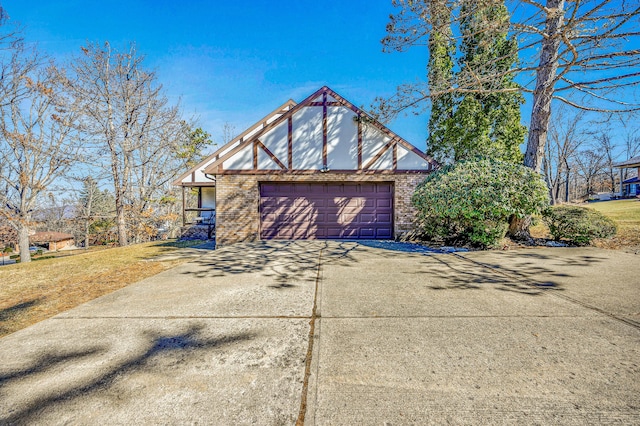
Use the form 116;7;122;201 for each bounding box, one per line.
215;172;429;247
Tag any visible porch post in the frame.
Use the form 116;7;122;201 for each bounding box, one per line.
182;186;186;226
619;168;623;197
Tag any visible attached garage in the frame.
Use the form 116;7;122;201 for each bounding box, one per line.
174;86;438;247
259;182;393;240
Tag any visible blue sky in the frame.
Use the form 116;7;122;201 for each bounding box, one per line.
5;1;638;156
4;0;431;149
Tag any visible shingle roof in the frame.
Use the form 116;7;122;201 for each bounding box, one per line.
613;155;640;168
29;232;75;243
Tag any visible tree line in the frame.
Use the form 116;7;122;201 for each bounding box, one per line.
0;18;212;262
544;109;640;204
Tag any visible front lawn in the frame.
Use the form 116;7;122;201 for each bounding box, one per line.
588;199;640;250
530;199;640;250
0;240;206;338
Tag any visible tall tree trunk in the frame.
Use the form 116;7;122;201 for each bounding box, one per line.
509;0;565;239
563;158;570;202
115;192;128;247
524;0;565;172
84;220;90;249
17;222;31;263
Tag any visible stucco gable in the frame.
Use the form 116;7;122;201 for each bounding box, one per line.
203;86;437;174
172;99;297;186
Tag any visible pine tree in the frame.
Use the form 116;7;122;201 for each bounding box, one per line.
79;177;114;247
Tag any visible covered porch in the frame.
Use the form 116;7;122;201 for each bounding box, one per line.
180;184;216;226
614;156;640;197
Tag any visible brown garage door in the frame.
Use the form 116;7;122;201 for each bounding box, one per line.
260;182;393;240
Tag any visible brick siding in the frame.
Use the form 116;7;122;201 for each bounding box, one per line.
215;172;429;247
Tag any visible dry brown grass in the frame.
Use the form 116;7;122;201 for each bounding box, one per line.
0;240;205;338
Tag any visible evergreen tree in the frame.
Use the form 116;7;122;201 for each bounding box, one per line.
426;1;455;162
432;0;525;164
79;177;114;247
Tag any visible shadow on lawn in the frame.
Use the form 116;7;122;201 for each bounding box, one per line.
0;299;42;323
0;323;255;424
0;299;43;336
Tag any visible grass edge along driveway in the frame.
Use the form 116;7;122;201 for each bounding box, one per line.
0;240;206;338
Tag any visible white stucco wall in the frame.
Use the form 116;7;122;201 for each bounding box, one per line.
327;107;357;169
292;107;323;169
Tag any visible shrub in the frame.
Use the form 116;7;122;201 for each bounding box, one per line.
412;158;549;248
542;205;617;245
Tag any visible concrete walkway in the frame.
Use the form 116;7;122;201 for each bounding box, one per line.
0;241;638;425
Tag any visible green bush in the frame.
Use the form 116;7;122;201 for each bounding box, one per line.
542;205;617;245
412;158;549;248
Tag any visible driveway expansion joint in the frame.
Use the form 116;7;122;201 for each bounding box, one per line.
296;247;323;425
53;315;312;320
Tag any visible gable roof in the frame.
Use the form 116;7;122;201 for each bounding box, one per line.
202;86;437;175
172;99;297;186
614;155;640;168
30;232;74;243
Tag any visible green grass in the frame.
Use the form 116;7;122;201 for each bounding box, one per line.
587;199;640;250
529;199;640;250
588;199;640;228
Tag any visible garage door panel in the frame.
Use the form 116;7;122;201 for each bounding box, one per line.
376;228;392;238
360;184;376;193
359;227;375;238
309;198;327;207
340;213;358;223
359;213;375;223
341;228;359;238
361;198;375;208
376;198;392;208
377;183;393;193
376;213;393;223
260;182;393;240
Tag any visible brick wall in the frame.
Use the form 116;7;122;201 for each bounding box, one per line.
215;172;429;247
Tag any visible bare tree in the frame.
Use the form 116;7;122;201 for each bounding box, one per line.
543;108;584;204
67;42;193;246
221;122;236;145
380;1;640;170
595;132;619;193
0;38;81;262
575;148;606;196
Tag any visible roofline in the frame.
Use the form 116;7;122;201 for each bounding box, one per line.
323;87;437;165
172;99;298;186
613;155;640;168
203;86;438;174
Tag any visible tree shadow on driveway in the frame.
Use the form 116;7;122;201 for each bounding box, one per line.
182;240;360;285
0;323;255;424
458;250;608;292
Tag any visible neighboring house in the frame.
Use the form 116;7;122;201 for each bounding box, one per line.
173;86;438;247
0;226;17;250
29;232;75;251
613;156;640;197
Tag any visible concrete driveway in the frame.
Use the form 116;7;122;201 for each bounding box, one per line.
0;241;638;425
